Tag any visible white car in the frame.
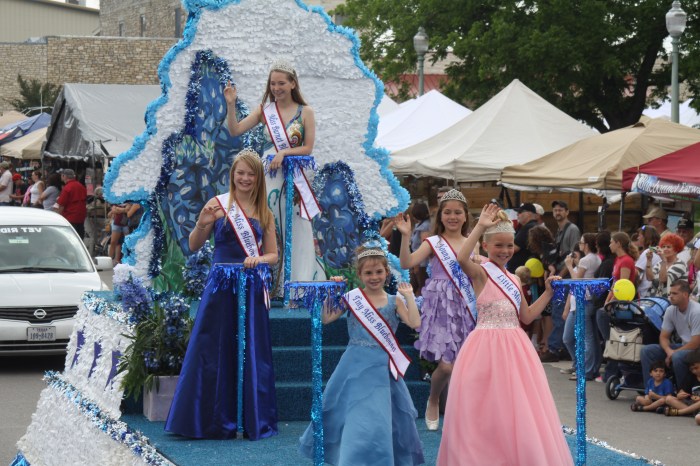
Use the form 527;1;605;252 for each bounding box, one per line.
0;206;112;355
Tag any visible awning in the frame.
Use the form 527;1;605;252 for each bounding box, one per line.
0;127;47;160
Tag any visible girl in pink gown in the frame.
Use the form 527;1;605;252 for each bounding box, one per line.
438;204;573;466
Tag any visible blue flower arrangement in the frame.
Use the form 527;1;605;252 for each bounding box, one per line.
182;240;213;298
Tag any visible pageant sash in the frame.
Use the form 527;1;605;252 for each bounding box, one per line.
343;288;411;380
482;261;522;314
425;236;477;324
215;193;270;309
262;102;320;220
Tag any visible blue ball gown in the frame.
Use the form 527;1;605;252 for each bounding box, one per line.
165;217;278;440
298;294;425;465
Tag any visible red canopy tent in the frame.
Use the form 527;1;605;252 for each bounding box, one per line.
622;141;700;200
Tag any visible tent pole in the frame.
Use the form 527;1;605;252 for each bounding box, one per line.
598;197;608;232
578;192;584;232
619;192;626;231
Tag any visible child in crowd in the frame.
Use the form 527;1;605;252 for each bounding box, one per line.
298;245;425;465
631;361;674;412
438;204;573;465
663;350;700;421
395;189;475;430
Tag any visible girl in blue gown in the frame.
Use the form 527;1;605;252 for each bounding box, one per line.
165;150;279;440
299;246;426;465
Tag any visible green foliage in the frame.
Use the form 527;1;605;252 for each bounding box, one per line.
4;74;61;115
152;207;186;294
335;0;700;132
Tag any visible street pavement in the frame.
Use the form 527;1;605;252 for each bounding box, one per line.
0;270;698;465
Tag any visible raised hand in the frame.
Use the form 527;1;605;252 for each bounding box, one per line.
223;81;237;105
544;274;561;293
198;204;221;227
393;213;412;236
476;203;503;229
396;282;415;298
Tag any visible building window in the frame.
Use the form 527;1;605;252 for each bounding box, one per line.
175;7;182;38
118;22;124;37
140;15;146;37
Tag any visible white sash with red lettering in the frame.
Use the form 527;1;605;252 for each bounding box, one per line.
482;261;522;315
262;102;320;220
343;288;411;380
215;192;270;309
425;235;477;324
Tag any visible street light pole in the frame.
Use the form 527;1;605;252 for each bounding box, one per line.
413;26;429;97
666;1;687;123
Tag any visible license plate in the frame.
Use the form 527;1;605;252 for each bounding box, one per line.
27;326;56;342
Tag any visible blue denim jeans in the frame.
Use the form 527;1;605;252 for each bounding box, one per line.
563;301;601;379
640;344;692;390
548;299;566;354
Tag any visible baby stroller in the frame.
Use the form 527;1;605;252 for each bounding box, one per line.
603;297;667;400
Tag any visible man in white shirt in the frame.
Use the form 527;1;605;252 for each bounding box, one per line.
0;161;14;206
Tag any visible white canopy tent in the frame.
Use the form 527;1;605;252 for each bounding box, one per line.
377;94;400;117
388;79;596;182
44;83;161;161
0;126;47;159
643;99;700;128
376;90;471;152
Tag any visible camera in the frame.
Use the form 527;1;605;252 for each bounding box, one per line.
692;386;700;397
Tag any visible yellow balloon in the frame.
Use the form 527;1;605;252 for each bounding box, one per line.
525;258;544;278
613;279;636;301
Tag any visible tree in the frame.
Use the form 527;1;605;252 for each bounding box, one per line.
5;74;61;115
334;0;700;132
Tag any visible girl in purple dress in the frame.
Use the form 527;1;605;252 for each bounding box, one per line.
395;189;476;430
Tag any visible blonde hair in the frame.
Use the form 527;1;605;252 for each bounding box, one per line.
483;210;513;239
514;266;531;285
228;150;273;230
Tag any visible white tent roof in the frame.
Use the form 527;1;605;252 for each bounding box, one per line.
389;79;597;182
376;94;400;117
44;83;161;160
0;126;46;160
376;90;471;152
643;99;700;128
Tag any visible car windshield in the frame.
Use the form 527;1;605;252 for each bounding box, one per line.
0;225;94;273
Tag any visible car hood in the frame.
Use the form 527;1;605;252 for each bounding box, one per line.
1;273;104;307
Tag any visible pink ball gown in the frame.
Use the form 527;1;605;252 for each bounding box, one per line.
437;266;573;466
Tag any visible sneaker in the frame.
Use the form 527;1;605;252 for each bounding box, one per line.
559;367;575;374
594;376;603;383
539;351;560;363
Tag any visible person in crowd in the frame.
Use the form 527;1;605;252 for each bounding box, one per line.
55;169;87;238
527;225;559;361
0;161;13;206
630;360;674;412
642;205;670;238
108;202;141;265
635;226;662;298
594;231;615;280
224;59;317;296
547;200;581;363
39;173;61;210
533;203;546;225
515;265;538;343
438;204;572;465
9;173;27;206
646;233;688;299
298;248;424;465
408;201;431;295
380;210;406;258
28;170;44;208
166;149;279;440
395;189;475;430
562;233;601;381
675;216;694;265
662;349;700;419
507;202;539;273
640;280;700;392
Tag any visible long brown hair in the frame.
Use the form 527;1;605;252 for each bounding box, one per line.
355;246;390;277
612;231;639;260
433;199;469;236
228;150;273;230
261;69;308;106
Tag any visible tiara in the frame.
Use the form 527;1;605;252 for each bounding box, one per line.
270;59;296;75
440;189;467;205
357;249;386;260
235;148;259;160
484;220;515;235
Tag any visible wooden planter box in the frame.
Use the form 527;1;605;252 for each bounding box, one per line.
143;375;179;422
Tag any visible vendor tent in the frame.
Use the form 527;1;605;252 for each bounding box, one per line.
501;116;700;195
0;111;27;128
0;127;47;160
388;80;595;181
0;113;51;145
44;83;161;161
377;94;400;117
376;90;471;152
622;141;700;200
643;99;700;128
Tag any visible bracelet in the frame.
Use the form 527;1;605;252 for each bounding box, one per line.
195;222;207;231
